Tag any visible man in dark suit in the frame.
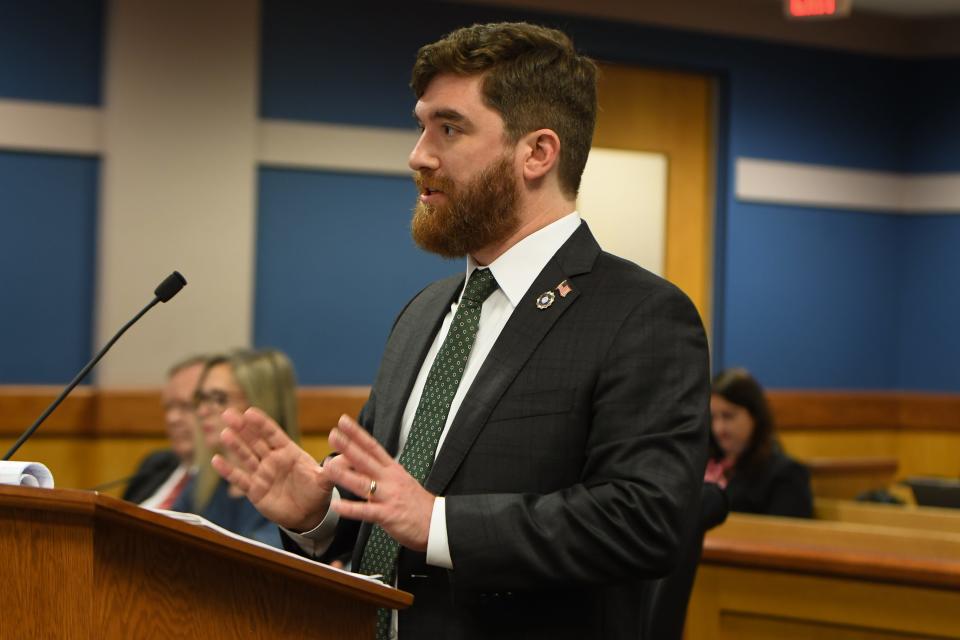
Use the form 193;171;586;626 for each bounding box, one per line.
214;22;709;639
123;355;204;507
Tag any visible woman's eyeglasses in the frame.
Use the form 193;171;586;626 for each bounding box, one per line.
193;389;238;410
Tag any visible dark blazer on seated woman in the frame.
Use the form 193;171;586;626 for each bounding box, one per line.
172;476;283;548
725;447;813;518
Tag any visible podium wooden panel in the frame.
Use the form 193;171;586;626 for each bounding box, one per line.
0;485;411;639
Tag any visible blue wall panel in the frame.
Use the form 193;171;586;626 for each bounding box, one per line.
260;1;516;127
0;152;98;383
0;0;103;105
254;169;456;384
898;215;960;392
721;204;902;389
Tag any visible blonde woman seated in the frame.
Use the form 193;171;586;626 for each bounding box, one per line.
172;349;300;548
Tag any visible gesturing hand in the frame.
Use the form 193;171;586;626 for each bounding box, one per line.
212;407;334;532
324;415;436;552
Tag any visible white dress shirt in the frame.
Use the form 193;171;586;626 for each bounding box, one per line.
138;463;191;509
289;212;582;572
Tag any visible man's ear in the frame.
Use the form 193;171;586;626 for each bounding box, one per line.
520;129;561;182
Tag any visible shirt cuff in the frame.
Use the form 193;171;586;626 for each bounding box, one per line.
281;488;341;557
425;496;453;569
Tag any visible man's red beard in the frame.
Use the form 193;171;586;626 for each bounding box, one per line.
411;154;520;259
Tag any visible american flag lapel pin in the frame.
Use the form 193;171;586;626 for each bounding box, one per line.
557;280;572;298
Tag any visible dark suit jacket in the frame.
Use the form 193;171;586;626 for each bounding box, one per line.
642;482;729;640
726;449;813;518
311;225;710;639
122;449;180;504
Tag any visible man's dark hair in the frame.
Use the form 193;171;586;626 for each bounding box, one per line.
412;22;597;198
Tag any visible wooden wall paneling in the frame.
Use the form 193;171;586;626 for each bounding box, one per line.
0;385;371;438
768;391;902;430
4;386;960;496
0;385;98;434
898;394;960;431
0;438;169;495
896;430;960;479
779;430;900;460
769;390;960;432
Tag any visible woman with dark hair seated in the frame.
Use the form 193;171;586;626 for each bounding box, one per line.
707;368;813;518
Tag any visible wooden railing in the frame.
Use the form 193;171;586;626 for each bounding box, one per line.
3;386;957;436
804;456;900;499
2;386;958;496
688;510;960;638
0;385;370;437
815;497;960;533
769;390;960;431
0;386;370;494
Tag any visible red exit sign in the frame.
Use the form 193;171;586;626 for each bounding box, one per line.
785;0;852;19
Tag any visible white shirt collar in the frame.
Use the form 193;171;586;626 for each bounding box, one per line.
465;212;581;308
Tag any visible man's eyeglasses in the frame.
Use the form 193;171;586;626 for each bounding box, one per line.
163;400;195;414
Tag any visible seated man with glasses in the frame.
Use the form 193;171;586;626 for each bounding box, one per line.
123;355;206;508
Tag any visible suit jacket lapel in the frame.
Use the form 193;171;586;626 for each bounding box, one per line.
372;275;464;455
425;224;601;495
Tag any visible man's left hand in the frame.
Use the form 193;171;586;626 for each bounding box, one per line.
325;414;435;552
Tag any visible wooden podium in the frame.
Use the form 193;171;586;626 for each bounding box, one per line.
0;485;411;639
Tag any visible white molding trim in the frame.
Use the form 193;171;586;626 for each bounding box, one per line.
258;119;418;176
904;173;960;213
0;98;102;155
5;102;959;214
736;157;960;214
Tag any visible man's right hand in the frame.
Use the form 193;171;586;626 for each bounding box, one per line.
212;407;334;532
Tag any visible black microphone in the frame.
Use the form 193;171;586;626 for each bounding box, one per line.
2;271;188;461
86;471;147;493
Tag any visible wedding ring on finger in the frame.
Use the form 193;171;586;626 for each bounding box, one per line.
368;479;378;498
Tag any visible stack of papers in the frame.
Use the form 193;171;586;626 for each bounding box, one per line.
0;461;54;488
150;508;385;585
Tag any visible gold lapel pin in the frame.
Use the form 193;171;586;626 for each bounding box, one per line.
535;291;556;309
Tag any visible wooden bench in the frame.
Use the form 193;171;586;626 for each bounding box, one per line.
816;497;960;533
687;513;960;639
803;456;900;499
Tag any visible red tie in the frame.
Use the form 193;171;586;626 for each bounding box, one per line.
157;472;192;510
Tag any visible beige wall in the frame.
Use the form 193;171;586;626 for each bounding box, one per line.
96;0;260;384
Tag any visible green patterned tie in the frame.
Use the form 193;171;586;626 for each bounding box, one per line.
359;268;499;640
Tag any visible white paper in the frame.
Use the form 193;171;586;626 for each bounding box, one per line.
149;508;385;585
0;461;55;488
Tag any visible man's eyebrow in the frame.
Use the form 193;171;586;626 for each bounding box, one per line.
412;108;470;124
